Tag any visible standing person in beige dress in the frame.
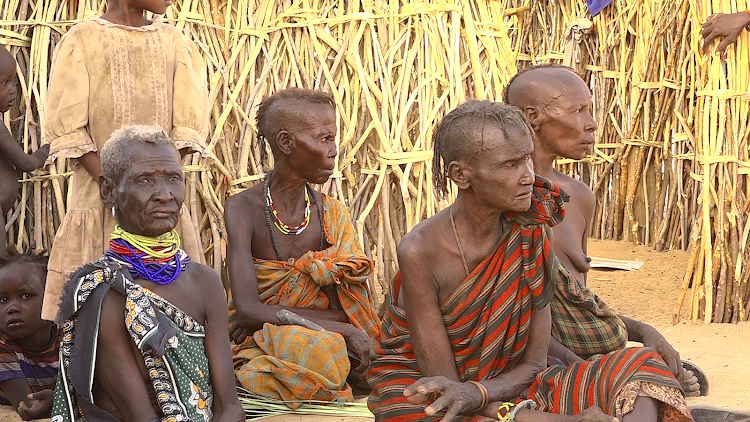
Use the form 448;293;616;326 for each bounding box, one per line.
41;0;208;321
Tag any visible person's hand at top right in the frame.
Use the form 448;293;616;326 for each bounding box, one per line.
701;12;750;53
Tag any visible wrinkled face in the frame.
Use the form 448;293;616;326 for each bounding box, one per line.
462;123;535;212
130;0;173;15
287;105;338;184
536;74;598;160
112;142;185;236
0;264;49;347
0;56;17;113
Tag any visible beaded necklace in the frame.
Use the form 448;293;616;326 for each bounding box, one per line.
264;172;312;236
263;172;325;260
105;225;190;285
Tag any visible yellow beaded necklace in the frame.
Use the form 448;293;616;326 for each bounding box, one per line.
110;225;181;260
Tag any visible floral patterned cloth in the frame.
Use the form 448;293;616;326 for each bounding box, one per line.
51;259;213;422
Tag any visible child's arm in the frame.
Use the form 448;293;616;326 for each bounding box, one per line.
17;389;54;420
0;379;33;415
171;35;209;157
0;123;49;172
78;151;102;181
45;30;95;171
200;265;244;422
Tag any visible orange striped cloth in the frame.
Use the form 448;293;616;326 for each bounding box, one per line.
367;177;692;422
228;195;380;407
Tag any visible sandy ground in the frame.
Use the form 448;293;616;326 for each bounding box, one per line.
1;239;746;421
587;239;750;411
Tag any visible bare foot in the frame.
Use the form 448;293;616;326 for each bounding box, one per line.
575;406;619;422
681;360;709;396
680;369;701;397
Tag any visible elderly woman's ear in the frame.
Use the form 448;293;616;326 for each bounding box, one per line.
99;174;117;209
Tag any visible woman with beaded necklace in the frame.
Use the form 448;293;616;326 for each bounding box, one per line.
224;88;380;405
51;126;243;422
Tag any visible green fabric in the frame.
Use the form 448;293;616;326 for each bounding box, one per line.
51;259;214;422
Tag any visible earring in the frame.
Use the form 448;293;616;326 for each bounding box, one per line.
111;207;116;218
180;204;185;215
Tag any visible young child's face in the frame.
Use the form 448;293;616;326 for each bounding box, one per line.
0;264;47;342
0;54;16;113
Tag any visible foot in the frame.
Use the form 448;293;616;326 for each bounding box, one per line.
679;369;701;397
681;360;709;396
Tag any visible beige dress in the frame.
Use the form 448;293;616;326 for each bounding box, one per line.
42;18;208;320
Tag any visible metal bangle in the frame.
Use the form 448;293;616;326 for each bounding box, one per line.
466;380;488;411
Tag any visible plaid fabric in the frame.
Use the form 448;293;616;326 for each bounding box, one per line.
531;347;691;421
366;176;562;421
228;195;380;405
550;263;628;359
234;323;352;408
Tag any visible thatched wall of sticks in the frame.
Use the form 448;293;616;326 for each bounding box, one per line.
1;0;749;323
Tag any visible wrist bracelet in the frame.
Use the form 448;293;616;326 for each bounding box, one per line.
509;399;536;421
466;380;488;411
497;399;536;421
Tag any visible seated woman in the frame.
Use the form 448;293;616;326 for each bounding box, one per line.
224;88;380;406
367;101;693;422
51;126;243;422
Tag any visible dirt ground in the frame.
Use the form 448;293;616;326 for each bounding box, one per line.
1;239;746;421
587;239;750;411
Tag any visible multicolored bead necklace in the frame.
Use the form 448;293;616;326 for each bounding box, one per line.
264;172;312;235
105;225;190;285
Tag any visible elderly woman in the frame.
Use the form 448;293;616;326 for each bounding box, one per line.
51;126;243;422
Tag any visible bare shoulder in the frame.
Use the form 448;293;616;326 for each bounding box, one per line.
185;263;226;313
553;170;595;209
397;211;446;265
225;184;263;220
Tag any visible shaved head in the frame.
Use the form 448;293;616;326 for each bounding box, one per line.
256;88;335;160
503;64;586;110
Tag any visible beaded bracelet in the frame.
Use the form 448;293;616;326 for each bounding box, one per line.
497;399;536;421
466;380;488;411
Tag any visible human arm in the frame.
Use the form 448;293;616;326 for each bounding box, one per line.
404;304;614;422
17;389;54;420
0;124;49;172
199;265;244;421
701;12;750;53
44;31;95;169
224;195;354;342
171;35;209;157
94;291;159;422
0;379;33;417
548;335;585;367
80;152;102;181
620;315;683;378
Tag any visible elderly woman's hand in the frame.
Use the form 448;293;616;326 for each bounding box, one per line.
701;12;750;53
403;376;483;421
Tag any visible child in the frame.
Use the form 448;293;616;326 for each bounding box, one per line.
0;47;50;258
42;0;208;321
0;250;59;421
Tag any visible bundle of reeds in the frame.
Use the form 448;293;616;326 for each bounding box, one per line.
2;0;748;322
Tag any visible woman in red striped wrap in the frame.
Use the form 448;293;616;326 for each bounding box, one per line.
366;101;693;422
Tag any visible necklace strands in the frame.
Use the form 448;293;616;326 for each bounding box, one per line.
263;172;326;261
264;173;312;235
